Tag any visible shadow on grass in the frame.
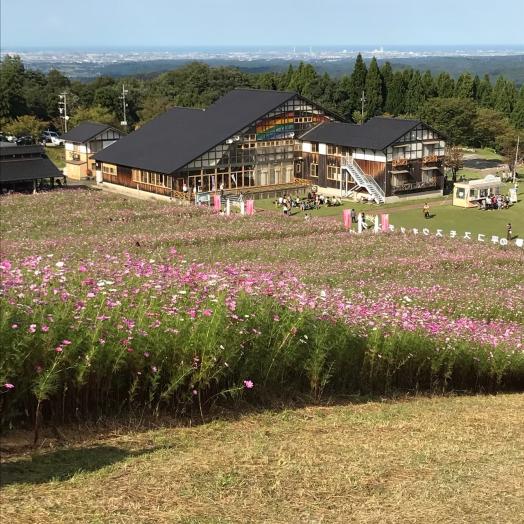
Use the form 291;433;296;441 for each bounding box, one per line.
0;445;154;487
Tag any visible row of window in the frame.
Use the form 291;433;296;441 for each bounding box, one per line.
132;170;169;187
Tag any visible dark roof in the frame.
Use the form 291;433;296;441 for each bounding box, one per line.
62;122;117;143
0;146;63;183
0;144;43;157
300;117;423;150
95;89;298;174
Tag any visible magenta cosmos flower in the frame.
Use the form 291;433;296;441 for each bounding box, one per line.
243;380;254;389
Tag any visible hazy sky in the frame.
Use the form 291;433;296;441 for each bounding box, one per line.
1;0;523;49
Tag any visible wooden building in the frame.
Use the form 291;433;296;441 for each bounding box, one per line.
94;89;337;200
0;144;64;192
299;118;446;202
62;122;123;180
94;89;445;203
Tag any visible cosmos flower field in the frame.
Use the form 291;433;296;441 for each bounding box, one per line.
1;189;523;427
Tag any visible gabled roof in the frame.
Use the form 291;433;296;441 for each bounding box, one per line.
62;122;119;143
300;117;424;150
0;145;63;183
95;89;299;174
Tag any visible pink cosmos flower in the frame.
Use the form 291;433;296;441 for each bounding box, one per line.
202;309;213;317
28;324;36;333
41;325;49;333
55;346;63;353
4;383;15;389
11;324;18;329
78;265;87;272
144;352;150;358
62;339;72;345
243;380;254;389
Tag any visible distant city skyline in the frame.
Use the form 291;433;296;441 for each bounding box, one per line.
1;0;523;49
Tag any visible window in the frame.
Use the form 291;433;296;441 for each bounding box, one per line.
456;187;465;199
102;165;115;174
310;163;318;177
327;144;340;156
327;165;341;181
311;143;319;153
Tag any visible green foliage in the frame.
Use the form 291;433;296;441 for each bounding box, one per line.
4;114;47;139
68;105;118;128
419;97;476;145
349;53;367;121
364;57;383;118
405;71;426;115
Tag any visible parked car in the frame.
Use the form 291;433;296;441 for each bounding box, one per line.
16;135;36;145
4;134;17;142
41;130;64;146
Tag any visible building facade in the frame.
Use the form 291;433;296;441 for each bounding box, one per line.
63;122;123;180
95;89;446;203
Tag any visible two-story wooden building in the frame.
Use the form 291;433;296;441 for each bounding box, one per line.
299;118;446;202
94;89;445;203
62;122;124;180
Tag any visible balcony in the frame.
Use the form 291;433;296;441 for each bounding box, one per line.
392;158;409;167
391;180;441;194
422;154;440;164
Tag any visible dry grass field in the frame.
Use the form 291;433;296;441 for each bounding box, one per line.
2;394;523;523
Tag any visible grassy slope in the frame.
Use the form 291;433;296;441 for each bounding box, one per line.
44;145;65;169
1;394;523;523
256;177;524;238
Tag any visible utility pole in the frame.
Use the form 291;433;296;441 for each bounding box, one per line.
360;90;366;125
58;92;69;133
120;84;128;129
513;135;520;184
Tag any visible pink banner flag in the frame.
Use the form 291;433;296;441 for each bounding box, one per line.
213;194;221;212
246;199;255;216
381;214;389;232
343;209;352;229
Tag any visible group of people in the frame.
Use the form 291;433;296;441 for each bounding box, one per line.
277;192;343;216
478;194;512;210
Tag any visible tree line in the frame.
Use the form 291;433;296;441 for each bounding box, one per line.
1;54;523;164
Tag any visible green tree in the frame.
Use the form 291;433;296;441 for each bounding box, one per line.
69;105;118;128
477;74;493;107
405;71;425;115
333;75;353;118
473;108;512;149
364;57;383;117
493;76;516;116
455;72;475;99
419;97;477;145
380;61;393;104
349;54;367;121
421;70;436;99
435;72;455;98
4;115;47;140
511;86;524;129
0;55;27;118
384;71;405;115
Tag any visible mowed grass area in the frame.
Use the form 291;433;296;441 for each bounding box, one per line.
44;145;65;169
1;394;523;523
257;175;524;238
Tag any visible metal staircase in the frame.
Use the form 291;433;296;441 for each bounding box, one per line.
341;156;385;204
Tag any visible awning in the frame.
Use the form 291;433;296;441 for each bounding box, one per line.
390;169;409;174
421;166;439;170
423;140;440;144
393;144;409;148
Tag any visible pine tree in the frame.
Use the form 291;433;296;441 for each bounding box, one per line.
435;72;455;98
455;72;475;99
404;71;425;115
493;76;516;116
333;75;353;118
472;75;481;101
364;57;383;117
511;85;524;129
0;55;27;119
380;61;393;106
477;74;494;107
421;70;436;98
349;54;367;121
384;71;405;115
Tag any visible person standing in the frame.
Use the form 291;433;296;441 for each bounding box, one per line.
507;222;512;241
423;202;430;219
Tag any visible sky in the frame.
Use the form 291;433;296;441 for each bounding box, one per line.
1;0;523;49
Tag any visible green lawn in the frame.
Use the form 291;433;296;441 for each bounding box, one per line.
256;178;524;239
44;145;65;169
471;147;504;161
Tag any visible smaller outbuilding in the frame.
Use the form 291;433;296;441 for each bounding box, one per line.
62;122;124;180
0;144;64;192
452;175;502;208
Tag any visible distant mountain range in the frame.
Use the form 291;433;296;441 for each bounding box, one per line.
2;47;524;84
